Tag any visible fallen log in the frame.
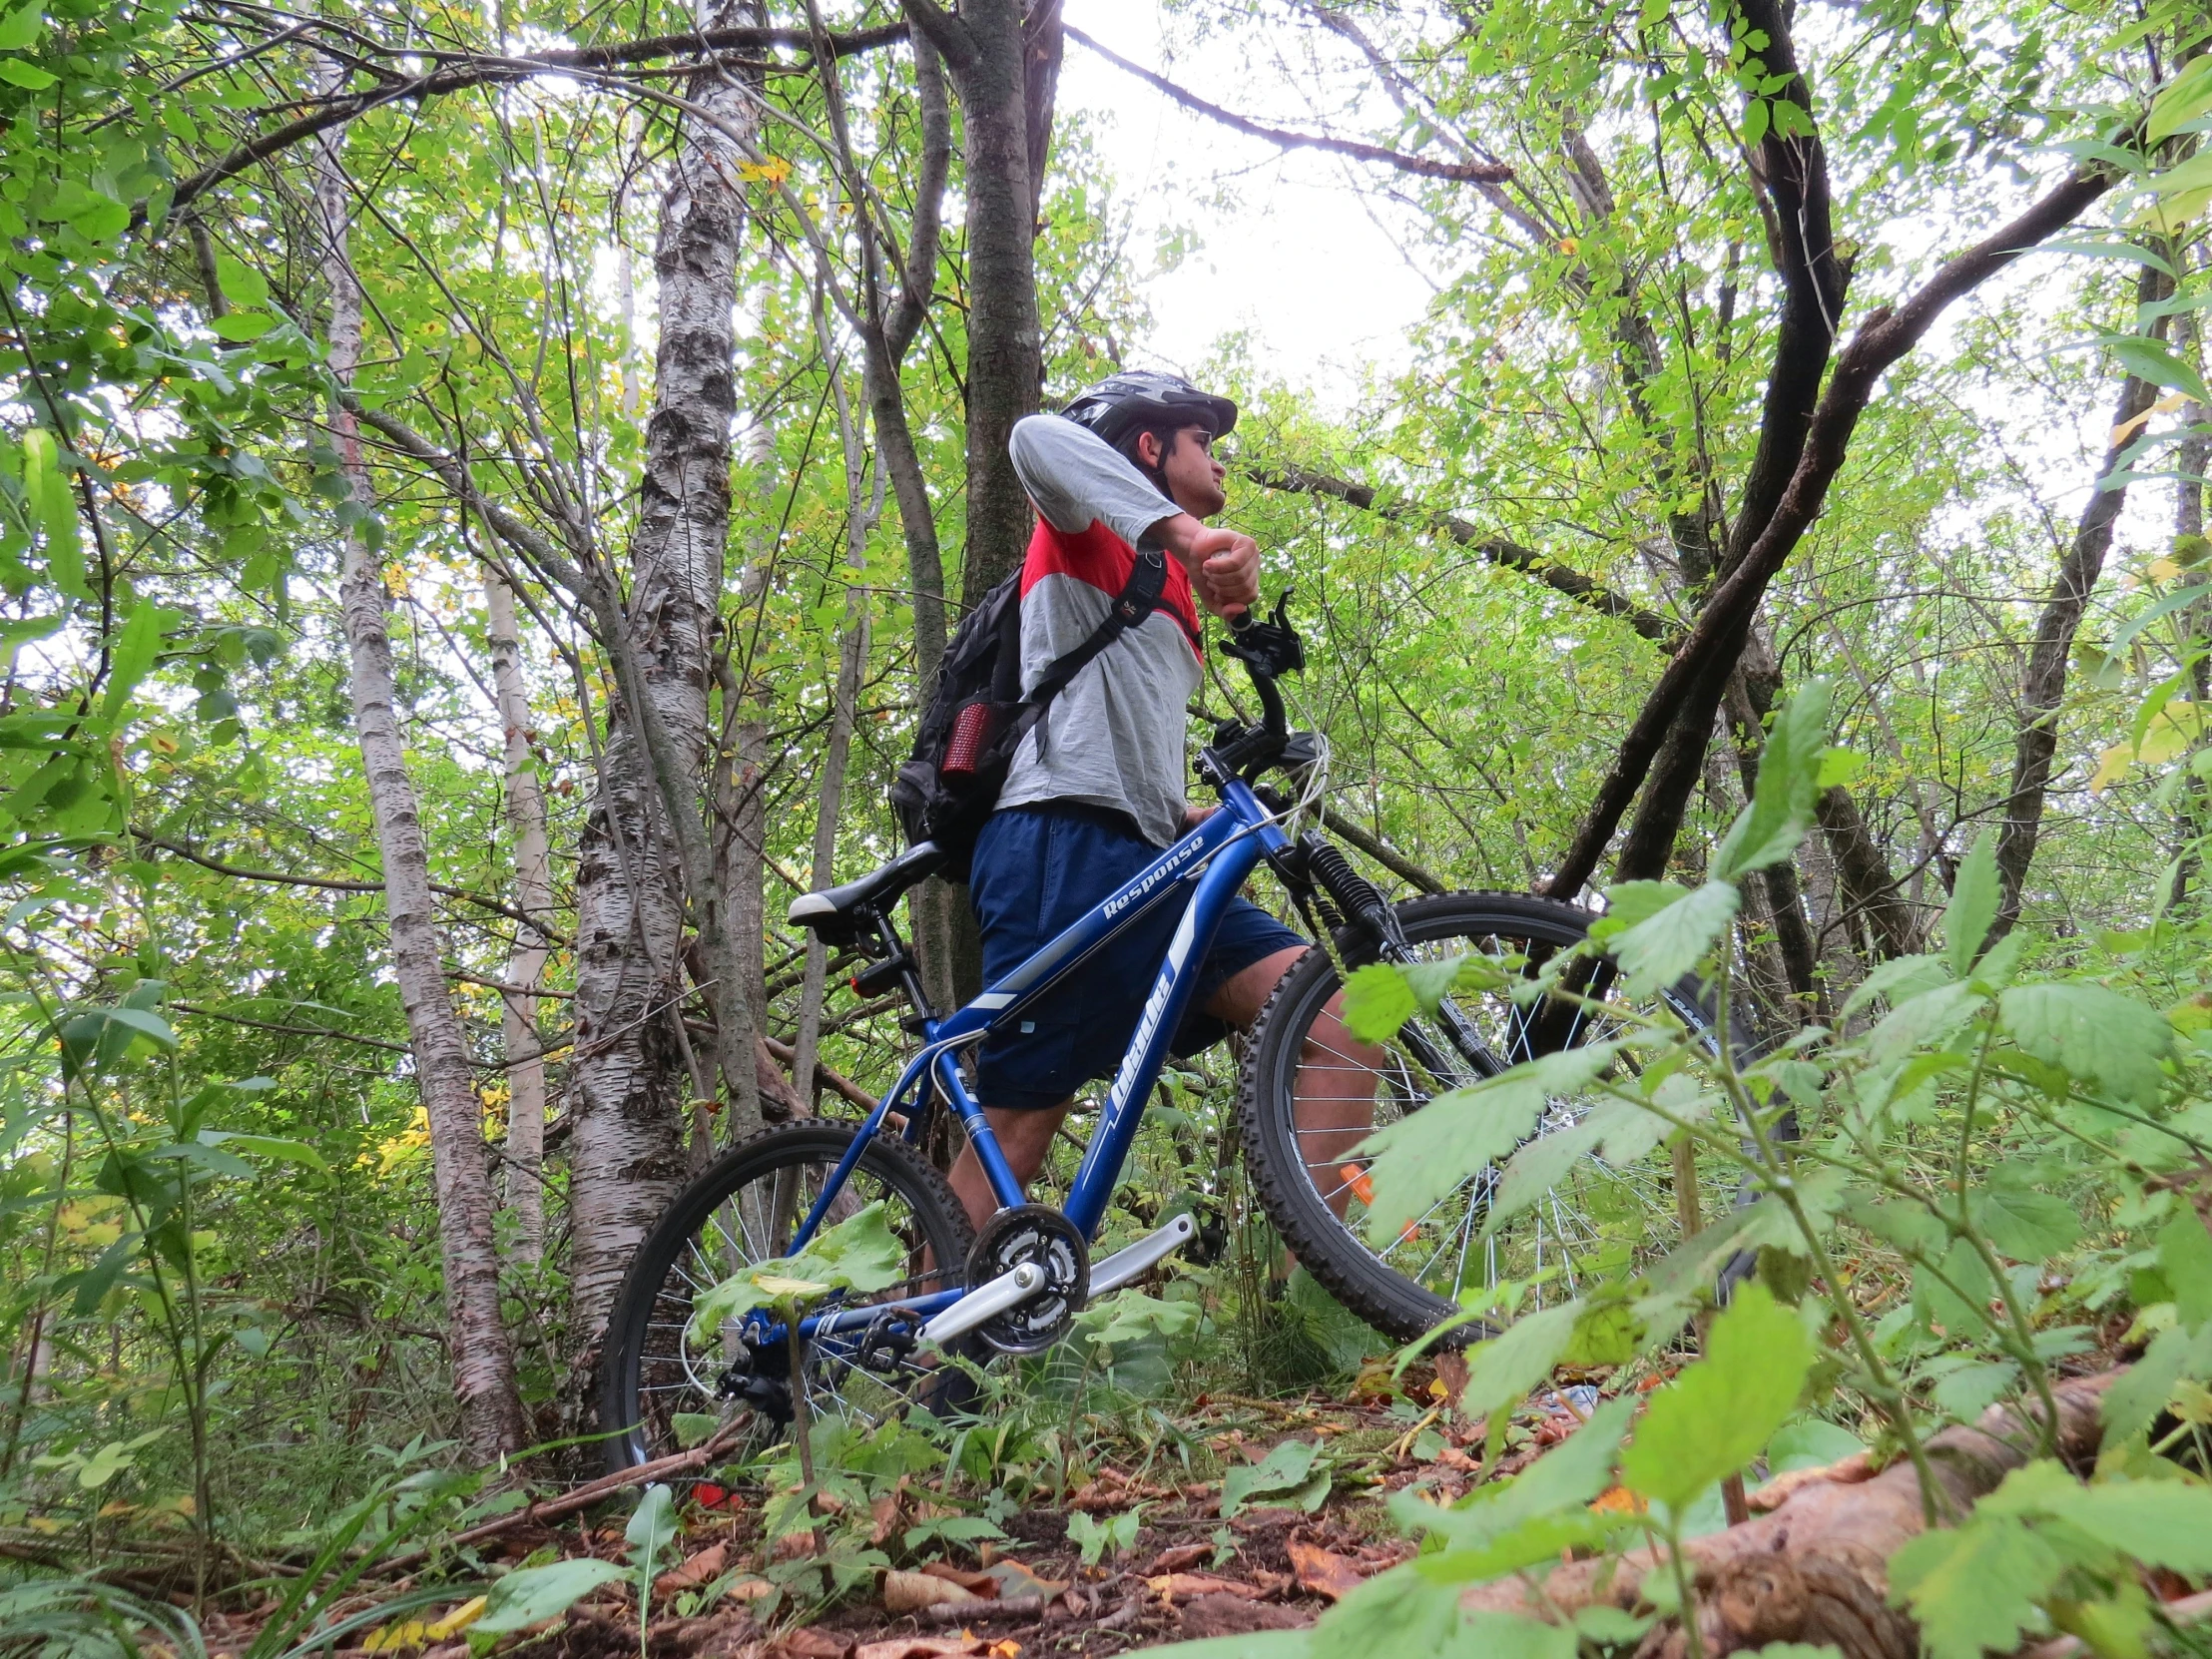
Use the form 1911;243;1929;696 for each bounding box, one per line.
1463;1373;2119;1659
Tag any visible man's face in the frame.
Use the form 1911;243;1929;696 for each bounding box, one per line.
1139;425;1228;519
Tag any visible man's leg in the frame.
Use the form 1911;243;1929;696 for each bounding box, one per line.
946;1103;1071;1235
1206;948;1382;1223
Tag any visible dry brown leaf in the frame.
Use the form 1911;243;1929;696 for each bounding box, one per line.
983;1560;1066;1600
869;1491;904;1547
768;1632;851;1659
1286;1539;1364;1601
850;1639;982;1659
883;1571;982;1614
1148;1574;1261;1605
920;1563;999;1598
654;1542;728;1596
1146;1544;1211;1575
721;1577;775;1604
771;1529;820;1563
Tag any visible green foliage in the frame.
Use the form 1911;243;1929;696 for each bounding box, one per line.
688;1200;903;1341
1620;1284;1813;1511
473;1560;627;1637
1066;1506;1143;1566
1220;1437;1332;1517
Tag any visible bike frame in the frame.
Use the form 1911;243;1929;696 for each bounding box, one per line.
777;775;1293;1342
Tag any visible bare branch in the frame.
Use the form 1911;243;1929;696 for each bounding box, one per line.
1064;24;1511;184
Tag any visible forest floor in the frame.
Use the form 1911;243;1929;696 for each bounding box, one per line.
185;1371;1583;1659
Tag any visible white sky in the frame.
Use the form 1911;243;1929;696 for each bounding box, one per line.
1057;0;1437;401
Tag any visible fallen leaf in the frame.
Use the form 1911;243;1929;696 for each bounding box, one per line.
982;1560;1066;1600
869;1491;904;1546
654;1542;728;1596
851;1639;982;1659
1146;1544;1211;1575
424;1599;486;1642
1287;1539;1364;1601
922;1562;999;1598
770;1632;852;1659
883;1571;981;1614
722;1577;775;1603
1589;1485;1648;1515
771;1528;820;1562
988;1644;1022;1659
1148;1574;1261;1605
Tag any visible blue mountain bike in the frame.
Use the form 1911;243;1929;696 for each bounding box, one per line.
598;606;1722;1468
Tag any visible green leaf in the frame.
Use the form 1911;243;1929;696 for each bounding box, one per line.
215;255;270;309
1131;1634;1309;1659
210;312;275;342
1943;829;1999;977
1621;1282;1813;1511
1079;1289;1202;1350
1311;1563;1461;1659
472;1558;627;1635
1713;680;1831;879
1487;1115;1605;1232
201;1133;327;1171
1890;1515;2065;1659
0;56;55;88
1815;748;1866;789
1766;1418;1865;1473
2107;334;2211;403
1592;880;1689;939
2101;1322;2212;1442
1456;1299;1583;1425
1997;982;2172;1106
100;602;163;721
21;428;84;600
2056;1479;2212;1571
1969;1184;2080;1263
1932;1360;2019;1420
2158;1210;2212;1326
2151;56;2212;144
626;1481;678;1565
1342;961;1415;1043
688;1199;904;1341
1445;1612;1576;1659
1403;1395;1635;1555
1915;1237;1996;1337
0;6;41;50
1609;880;1739;996
1221;1437;1322;1517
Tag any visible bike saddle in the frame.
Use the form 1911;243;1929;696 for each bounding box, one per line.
788;840;947;939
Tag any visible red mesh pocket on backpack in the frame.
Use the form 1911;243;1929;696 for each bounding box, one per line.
941;700;1003;780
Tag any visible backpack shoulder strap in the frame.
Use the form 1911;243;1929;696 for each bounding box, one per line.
1019;549;1170;713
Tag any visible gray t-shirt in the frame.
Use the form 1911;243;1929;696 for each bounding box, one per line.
997;414;1205;847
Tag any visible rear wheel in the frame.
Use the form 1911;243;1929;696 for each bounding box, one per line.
596;1122;979;1473
1238;891;1734;1345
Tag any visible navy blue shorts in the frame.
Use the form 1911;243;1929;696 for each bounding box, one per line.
968;803;1309;1111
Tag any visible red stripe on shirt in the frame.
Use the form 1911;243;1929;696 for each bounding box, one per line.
1019;517;1202;658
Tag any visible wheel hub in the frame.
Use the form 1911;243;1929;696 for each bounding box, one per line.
967;1205;1088;1355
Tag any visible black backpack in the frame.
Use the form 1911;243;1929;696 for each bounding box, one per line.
891;550;1172;876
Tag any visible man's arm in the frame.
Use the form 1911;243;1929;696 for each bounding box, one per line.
1009;414;1258;619
1009;413;1179;546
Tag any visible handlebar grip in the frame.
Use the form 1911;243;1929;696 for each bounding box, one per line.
1228;608;1255;632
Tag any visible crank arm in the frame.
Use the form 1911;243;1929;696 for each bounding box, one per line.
1088;1212;1197;1297
919;1261;1044;1348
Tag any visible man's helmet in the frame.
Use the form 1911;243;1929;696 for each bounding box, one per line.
1060;370;1239;450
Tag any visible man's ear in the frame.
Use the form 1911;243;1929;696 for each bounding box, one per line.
1133;429;1162;468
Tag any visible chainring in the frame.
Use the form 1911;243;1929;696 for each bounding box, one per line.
967;1204;1089;1356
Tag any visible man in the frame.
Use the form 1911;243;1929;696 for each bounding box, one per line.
944;371;1377;1235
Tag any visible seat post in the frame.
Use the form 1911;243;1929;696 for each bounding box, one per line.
868;906;939;1026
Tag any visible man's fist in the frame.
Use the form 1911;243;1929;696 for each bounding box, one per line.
1188;526;1259;620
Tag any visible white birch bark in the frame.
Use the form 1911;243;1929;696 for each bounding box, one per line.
567;15;764;1359
483;568;554;1263
313;88;525;1455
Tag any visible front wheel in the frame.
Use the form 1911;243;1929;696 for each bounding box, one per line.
1238;891;1734;1346
596;1122;979;1473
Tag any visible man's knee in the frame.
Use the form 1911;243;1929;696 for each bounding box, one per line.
1204;944;1308;1028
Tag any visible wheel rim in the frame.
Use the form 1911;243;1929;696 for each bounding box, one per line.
1265;910;1732;1315
621;1144;968;1466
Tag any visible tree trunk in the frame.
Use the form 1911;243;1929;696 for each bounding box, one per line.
482;568;554;1264
568;11;763;1368
313;92;525;1456
1993;264;2170;932
904;0;1044;607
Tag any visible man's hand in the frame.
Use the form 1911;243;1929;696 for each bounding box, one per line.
1151;513;1259;620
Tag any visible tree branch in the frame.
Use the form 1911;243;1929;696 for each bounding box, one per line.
154;21;909;225
132;828;568;942
1248;464;1681;644
1065;24;1511;184
1544;158;2124;900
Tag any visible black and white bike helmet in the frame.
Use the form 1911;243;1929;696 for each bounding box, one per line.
1061;370;1239;449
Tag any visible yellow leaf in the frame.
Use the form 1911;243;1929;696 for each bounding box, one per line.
425;1598;486;1640
1558;236;1579;256
2149;558;2184;582
750;1273;830;1299
2090;743;2137;795
1589;1484;1648;1515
